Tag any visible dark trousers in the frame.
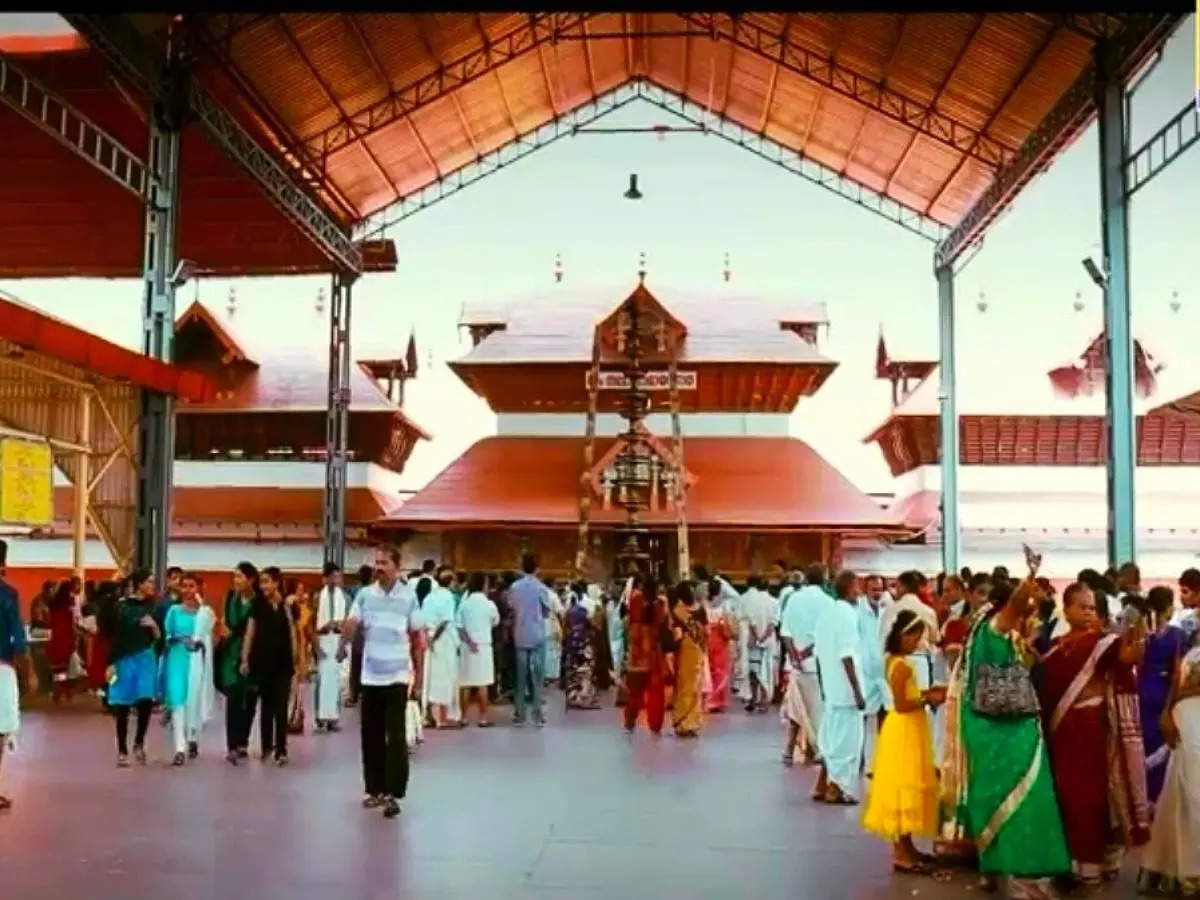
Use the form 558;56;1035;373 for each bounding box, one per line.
360;683;409;799
224;686;257;752
257;675;291;758
114;700;153;754
348;631;365;703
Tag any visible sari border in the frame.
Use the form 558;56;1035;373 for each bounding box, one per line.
977;731;1043;854
1048;633;1118;734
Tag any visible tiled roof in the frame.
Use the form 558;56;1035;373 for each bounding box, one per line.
456;284;832;366
378;436;900;531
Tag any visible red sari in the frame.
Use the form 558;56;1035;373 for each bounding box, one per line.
704;609;733;712
1038;630;1150;880
623;590;666;734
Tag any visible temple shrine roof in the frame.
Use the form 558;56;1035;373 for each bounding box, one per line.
376;435;903;533
173;298;426;426
457;283;830;365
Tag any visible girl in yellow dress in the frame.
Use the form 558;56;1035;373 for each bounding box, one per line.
862;609;946;874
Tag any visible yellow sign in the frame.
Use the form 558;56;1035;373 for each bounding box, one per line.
0;437;53;527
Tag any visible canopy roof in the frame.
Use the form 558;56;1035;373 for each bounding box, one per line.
0;13;1180;275
377;435;902;532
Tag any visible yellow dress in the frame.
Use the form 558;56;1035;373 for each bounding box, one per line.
861;656;938;841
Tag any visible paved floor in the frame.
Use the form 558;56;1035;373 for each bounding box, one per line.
2;691;1142;899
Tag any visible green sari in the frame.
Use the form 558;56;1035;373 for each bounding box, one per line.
951;616;1070;877
216;591;254;694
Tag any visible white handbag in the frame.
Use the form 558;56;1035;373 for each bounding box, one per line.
405;698;423;748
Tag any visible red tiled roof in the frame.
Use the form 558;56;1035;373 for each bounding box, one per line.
378;436;900;531
0;290;209;400
52;485;400;525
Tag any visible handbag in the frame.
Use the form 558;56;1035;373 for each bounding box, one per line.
405;698;423;748
972;662;1040;718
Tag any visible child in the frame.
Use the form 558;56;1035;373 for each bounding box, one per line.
862;609;946;874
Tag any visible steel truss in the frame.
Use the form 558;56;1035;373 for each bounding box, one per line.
1125;100;1200;198
355;82;642;238
635;81;948;242
357;80;948;243
682;13;1019;170
310;13;595;163
63;14;362;274
935;13;1183;269
0;51;148;198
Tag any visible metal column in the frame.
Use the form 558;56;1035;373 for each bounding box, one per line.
1097;43;1136;567
134;53;184;582
73;390;91;581
935;264;960;576
322;270;355;568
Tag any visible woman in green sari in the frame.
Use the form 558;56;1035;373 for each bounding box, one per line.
216;562;259;765
941;574;1070;899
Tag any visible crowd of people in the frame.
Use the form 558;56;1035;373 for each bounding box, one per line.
2;536;1200;895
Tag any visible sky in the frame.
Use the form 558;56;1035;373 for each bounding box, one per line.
2;15;1198;498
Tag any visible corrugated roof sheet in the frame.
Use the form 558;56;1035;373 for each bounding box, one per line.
379;435;900;530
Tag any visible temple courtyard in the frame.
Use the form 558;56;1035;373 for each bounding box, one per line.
4;695;1139;899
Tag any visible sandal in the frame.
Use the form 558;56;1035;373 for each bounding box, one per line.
478;720;494;728
0;795;12;811
892;859;932;875
781;753;794;767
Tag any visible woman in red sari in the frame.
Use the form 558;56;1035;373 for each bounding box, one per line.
704;578;734;713
1037;581;1150;887
46;581;77;703
622;576;666;734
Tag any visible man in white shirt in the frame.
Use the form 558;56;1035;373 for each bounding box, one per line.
739;576;780;712
812;570;866;804
421;568;460;728
339;546;425;820
314;562;348;732
779;564;832;765
857;574;888;774
1172;568;1200;647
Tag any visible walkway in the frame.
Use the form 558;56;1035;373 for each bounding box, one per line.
2;694;1138;898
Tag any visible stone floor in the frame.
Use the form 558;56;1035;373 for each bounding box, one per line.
2;691;1142;899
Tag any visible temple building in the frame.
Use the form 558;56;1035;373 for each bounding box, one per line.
846;332;1200;582
11;293;427;597
374;282;904;580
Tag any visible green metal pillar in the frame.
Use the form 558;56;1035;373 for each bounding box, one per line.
936;263;960;576
1097;43;1136;567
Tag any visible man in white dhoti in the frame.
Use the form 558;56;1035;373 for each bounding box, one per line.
711;573;745;697
813;569;866;804
422;569;460;728
779;564;832;765
455;573;500;726
315;563;348;732
856;575;887;775
0;540;35;810
740;576;780;713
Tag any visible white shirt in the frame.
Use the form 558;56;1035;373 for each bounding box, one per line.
316;585;347;631
456;592;500;646
349;578;425;686
740;588;780;649
813;599;864;708
779;584;833;674
424;585;459;649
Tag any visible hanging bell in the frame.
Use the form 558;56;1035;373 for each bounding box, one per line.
1169;290;1181;313
1072;290;1085;312
624;173;643;200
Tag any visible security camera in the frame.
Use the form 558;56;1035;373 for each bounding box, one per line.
1081;257;1106;289
170;258;197;288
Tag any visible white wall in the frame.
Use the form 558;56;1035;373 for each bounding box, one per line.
170;460;406;493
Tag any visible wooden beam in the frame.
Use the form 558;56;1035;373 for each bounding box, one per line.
756;13;790;134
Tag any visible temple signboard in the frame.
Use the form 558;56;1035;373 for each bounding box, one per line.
0;436;53;527
586;370;697;391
